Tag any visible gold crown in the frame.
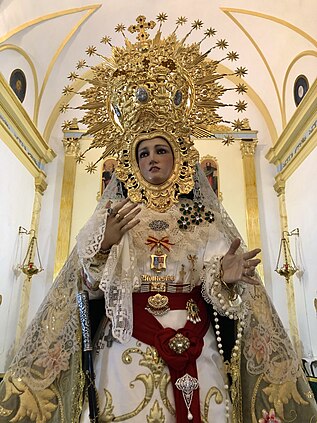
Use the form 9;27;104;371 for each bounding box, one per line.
61;14;248;211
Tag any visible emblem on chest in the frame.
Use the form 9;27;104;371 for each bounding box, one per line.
145;236;174;273
150;250;167;272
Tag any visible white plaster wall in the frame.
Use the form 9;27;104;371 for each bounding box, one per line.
0;140;34;372
286;147;317;359
27;119;65;324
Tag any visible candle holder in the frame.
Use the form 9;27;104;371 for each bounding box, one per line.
18;227;43;278
275;228;299;283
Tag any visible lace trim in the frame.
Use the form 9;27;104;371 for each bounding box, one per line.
242;287;301;384
99;235;139;343
8;249;81;391
201;255;247;320
201;255;300;385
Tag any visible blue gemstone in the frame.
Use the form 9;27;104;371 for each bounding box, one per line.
136;87;149;103
113;104;121;117
174;90;183;106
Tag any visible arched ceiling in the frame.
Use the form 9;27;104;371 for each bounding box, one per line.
0;0;316;145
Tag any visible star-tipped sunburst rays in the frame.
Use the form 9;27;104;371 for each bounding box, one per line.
60;13;250;172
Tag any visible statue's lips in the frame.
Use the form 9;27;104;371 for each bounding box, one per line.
149;166;160;172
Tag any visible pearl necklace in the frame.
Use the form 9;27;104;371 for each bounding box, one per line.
212;308;245;422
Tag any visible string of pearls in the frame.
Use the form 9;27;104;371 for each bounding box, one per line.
212;307;245;421
201;255;247;422
201;255;242;319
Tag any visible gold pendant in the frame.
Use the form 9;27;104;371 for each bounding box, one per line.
186;299;201;324
150;252;167;273
168;333;190;354
145;293;170;316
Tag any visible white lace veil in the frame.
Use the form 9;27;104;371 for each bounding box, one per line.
76;163;245;262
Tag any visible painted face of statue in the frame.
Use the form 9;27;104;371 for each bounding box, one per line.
137;137;174;185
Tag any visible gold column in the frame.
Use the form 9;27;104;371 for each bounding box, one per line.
274;177;302;358
15;173;47;349
53;137;80;277
240;140;262;250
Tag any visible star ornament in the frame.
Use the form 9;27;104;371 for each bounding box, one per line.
232;119;244;131
85;162;98;174
68;72;78;81
59;103;70;113
100;35;112;45
192;19;203;30
176;16;187;26
222;135;235;146
156;13;168;23
76;59;87;70
205;27;216;37
234;100;247;113
76;153;86;164
235;83;247;94
62;120;72;131
227;51;239;61
86;46;97;57
235;66;248;77
62;85;74;96
115;24;126;33
216;39;229;50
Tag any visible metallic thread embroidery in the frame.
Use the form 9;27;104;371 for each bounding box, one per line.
99;345;172;421
149;220;170;232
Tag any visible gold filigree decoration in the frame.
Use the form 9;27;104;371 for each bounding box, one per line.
263;379;308;420
115;130;199;212
229;343;243;423
202;386;223;422
1;374;57;423
147;400;166;422
100;389;115;421
100;345;172;421
63;14;248;211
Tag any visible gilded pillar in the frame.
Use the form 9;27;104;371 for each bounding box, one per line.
240;140;262;253
240;139;263;280
53;137;80;277
274;177;302;358
15;173;47;349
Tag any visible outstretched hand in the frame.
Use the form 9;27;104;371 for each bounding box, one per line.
222;238;261;285
101;198;141;251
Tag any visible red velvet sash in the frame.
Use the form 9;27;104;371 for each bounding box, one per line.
132;286;209;422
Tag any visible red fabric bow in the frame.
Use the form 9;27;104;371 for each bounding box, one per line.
145;236;175;252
